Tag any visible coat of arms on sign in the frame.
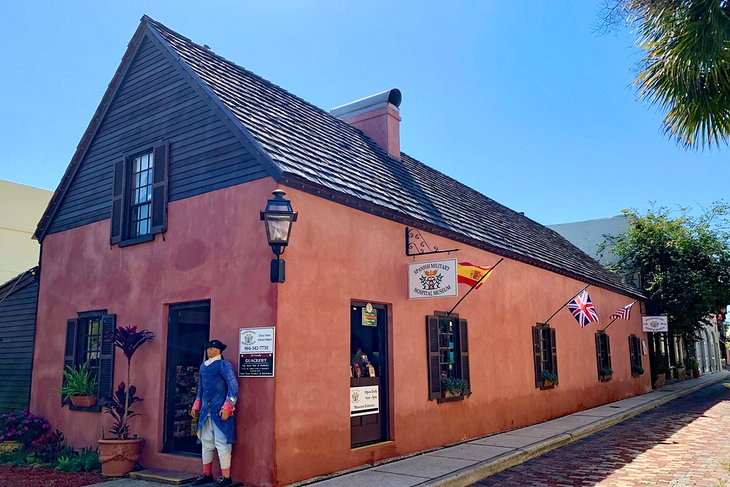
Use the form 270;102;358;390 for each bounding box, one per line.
420;269;444;290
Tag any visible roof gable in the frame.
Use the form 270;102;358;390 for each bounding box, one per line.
142;17;639;297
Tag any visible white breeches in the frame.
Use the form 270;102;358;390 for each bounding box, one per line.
199;416;232;469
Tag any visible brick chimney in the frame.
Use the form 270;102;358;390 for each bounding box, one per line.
330;89;402;159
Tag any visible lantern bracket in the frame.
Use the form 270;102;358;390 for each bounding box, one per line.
405;227;459;257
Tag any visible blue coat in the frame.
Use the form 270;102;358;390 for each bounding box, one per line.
195;357;239;444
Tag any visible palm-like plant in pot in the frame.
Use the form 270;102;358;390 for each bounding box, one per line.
99;325;154;477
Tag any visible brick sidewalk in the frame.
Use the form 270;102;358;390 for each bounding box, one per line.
474;382;730;487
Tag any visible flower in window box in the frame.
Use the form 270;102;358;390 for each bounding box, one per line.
599;368;613;382
541;370;558;387
631;364;644;377
440;377;469;398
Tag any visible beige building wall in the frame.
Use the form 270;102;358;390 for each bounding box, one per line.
0;180;53;283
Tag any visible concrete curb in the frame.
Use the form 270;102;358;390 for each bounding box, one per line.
421;372;730;487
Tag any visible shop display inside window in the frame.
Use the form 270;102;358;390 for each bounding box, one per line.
350;336;377;378
174;365;199;439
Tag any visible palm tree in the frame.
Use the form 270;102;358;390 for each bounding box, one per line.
622;0;730;149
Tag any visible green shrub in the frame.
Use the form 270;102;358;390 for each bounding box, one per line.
57;448;100;472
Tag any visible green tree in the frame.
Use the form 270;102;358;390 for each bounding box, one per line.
604;203;730;341
602;0;730;149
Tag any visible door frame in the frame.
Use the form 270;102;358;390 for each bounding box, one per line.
162;300;210;454
350;300;390;447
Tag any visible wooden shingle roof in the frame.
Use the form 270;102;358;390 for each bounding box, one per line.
37;16;642;298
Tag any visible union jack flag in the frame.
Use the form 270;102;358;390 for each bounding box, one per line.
610;301;636;321
566;290;599;327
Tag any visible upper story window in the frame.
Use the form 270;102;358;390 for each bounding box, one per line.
130;152;154;237
63;312;116;410
110;143;169;246
532;324;558;388
426;313;470;401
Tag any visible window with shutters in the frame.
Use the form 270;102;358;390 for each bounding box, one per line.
426;312;470;402
63;312;116;411
595;331;612;381
532;324;558;389
628;335;643;377
110;143;169;247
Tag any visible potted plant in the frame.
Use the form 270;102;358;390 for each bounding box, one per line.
651;354;668;388
440;377;469;398
676;361;686;381
541;370;558;388
631;364;644;377
98;325;153;477
0;410;50;452
61;362;98;407
599;367;613;382
688;357;700;378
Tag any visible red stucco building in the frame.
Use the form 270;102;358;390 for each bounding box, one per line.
30;16;647;486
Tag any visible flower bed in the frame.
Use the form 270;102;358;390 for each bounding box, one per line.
0;465;105;486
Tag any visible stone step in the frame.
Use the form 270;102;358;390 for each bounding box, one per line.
128;469;198;485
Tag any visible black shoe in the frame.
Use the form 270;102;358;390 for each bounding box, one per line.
191;474;214;485
213;477;233;487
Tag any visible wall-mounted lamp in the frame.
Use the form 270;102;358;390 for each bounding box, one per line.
260;189;298;283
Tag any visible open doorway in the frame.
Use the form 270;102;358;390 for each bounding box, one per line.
163;301;210;454
350;302;389;447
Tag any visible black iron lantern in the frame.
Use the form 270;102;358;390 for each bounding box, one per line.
260;189;298;283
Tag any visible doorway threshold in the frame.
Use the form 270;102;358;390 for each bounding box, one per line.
351;440;394;451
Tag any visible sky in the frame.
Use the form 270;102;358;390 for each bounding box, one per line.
1;1;727;225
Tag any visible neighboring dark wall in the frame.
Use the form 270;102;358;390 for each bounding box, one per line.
47;34;268;235
0;269;38;411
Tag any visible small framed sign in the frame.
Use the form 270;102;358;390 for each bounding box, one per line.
408;258;458;299
238;326;275;377
362;303;377;327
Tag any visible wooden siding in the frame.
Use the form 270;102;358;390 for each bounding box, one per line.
0;271;38;411
47;35;269;235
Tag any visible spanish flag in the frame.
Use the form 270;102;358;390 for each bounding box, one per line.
457;262;494;289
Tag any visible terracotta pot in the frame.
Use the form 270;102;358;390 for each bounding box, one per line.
542;379;555;388
653;374;666;388
0;441;22;453
599;374;612;382
98;438;144;476
692;369;700;379
441;390;462;399
70;395;97;407
678;367;686;381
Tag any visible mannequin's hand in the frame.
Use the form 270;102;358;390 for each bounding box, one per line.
190;408;199;419
219;409;230;421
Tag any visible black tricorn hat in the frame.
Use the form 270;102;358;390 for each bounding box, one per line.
205;339;227;352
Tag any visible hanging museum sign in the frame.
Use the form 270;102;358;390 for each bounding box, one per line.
408;258;458;299
350;385;379;417
642;316;668;333
238;326;275;377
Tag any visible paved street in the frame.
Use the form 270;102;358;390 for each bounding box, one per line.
474;382;730;487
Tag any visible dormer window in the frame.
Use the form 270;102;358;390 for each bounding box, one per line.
110;143;169;247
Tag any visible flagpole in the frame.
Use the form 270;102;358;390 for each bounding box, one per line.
446;258;504;317
543;284;590;325
601;301;637;332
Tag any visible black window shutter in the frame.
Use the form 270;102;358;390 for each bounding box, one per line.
458;319;470;395
628;336;635;368
606;334;612;369
532;326;542;388
110;159;126;244
62;318;79;405
151;142;169;235
98;314;116;402
595;333;602;376
426;316;441;400
549;327;558;377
